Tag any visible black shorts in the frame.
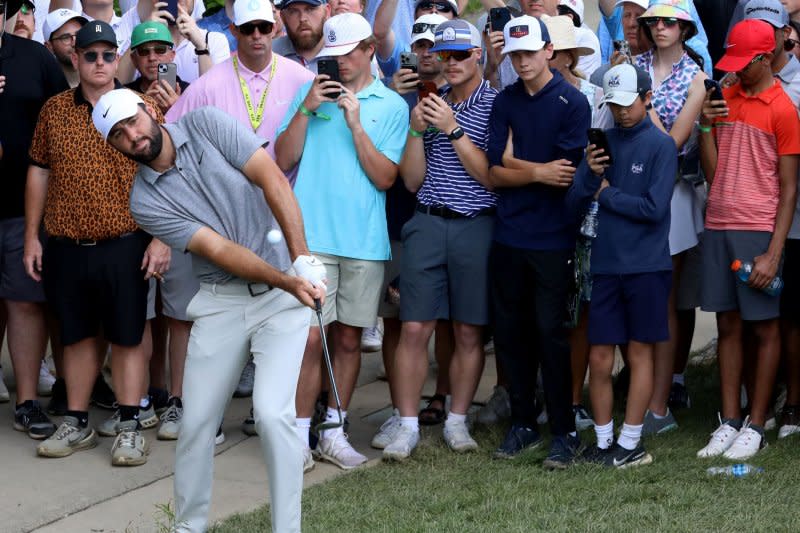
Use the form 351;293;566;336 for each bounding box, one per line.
43;232;151;346
781;239;800;322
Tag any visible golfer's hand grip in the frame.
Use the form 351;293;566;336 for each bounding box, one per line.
314;298;322;313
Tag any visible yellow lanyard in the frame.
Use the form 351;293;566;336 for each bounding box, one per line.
233;55;278;131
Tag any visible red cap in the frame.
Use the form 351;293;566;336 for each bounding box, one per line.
716;19;776;72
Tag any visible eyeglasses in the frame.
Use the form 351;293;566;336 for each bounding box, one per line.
642;17;680;28
417;1;453;14
785;38;799;52
238;21;274;35
51;32;77;44
412;22;437;35
134;44;172;56
80;50;117;63
437;50;472;62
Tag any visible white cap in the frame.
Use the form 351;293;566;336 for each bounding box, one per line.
410;13;448;46
43;8;88;42
233;0;276;26
92;89;145;141
501;15;550;55
316;13;373;58
559;0;584;23
614;0;649;10
599;63;651;107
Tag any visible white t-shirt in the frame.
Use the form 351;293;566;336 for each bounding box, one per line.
576;25;601;78
173;31;230;83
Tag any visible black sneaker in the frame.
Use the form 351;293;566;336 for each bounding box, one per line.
581;444;611;464
602;443;653;469
543;434;582;470
148;386;170;415
47;378;68;416
668;382;691;410
91;375;117;410
14;400;57;440
242;407;257;436
493;424;542;459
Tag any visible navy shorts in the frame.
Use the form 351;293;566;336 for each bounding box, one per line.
588;271;672;345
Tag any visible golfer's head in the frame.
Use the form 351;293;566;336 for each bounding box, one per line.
93;89;163;164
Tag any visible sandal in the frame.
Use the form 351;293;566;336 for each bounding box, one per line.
418;394;447;426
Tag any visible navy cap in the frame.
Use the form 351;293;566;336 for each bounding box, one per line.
75;20;117;49
278;0;326;7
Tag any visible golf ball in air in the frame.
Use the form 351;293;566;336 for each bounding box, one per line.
267;229;283;244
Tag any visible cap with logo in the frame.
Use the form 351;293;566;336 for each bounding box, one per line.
130;21;173;49
411;13;448;46
743;0;789;29
234;0;276;25
43;8;88;42
599;63;652;107
279;0;326;7
414;0;459;16
716;19;776;72
92;89;145;141
500;15;549;55
544;15;594;56
430;19;482;52
639;0;697;39
75;20;118;49
316;13;373;57
614;0;648;10
558;0;584;25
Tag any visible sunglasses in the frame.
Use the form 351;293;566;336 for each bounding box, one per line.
412;22;438;35
238;21;274;35
785;38;799;52
417;1;453;14
51;32;77;44
642;17;679;28
135;44;172;56
81;50;117;63
437;50;472;62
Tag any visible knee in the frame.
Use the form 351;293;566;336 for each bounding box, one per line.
589;347;613;370
717;313;742;339
6;300;44;318
753;320;780;343
333;326;361;355
452;323;483;352
400;321;434;348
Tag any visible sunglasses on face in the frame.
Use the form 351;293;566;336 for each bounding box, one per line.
785;38;799;52
437;49;472;62
238;21;274;35
412;22;438;35
642;17;679;28
418;1;453;14
51;32;77;44
80;50;117;63
135;44;172;56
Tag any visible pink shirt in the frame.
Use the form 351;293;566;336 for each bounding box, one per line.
166;53;314;160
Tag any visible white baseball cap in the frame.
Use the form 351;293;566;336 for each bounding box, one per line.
558;0;584;23
92;89;145;141
599;63;652;107
410;13;448;46
501;15;550;55
614;0;649;10
233;0;276;26
316;13;373;58
43;8;88;42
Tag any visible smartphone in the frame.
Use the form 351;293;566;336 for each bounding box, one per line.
418;80;437;100
164;0;179;25
704;79;724;101
613;40;632;63
587;128;613;166
157;63;178;89
317;58;342;99
400;52;418;74
489;7;512;32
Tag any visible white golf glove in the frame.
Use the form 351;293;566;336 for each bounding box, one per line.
292;255;327;290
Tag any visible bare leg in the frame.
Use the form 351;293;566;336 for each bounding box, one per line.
45;311;64;378
382;317;400;407
717;311;744;421
748;319;781;427
110;322;150;407
64;337;103;411
5;300;48;402
625;341;654;426
589;345;615;425
570;306;590;405
448;322;484;415
149;313;169;390
295;326;323;419
427;320;453;413
328;323;363;410
394;320;437;417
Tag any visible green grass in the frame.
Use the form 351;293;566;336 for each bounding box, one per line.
212;364;800;532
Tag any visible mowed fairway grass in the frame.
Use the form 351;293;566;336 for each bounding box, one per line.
212;362;800;532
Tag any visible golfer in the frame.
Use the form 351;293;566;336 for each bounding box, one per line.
92;88;326;533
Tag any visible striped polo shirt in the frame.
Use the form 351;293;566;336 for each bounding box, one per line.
417;80;498;216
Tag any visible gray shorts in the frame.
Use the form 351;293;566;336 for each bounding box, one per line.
0;217;45;302
399;211;493;325
378;240;402;319
146;249;200;321
701;229;781;321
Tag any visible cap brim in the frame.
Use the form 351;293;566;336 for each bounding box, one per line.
715;52;756;73
599;90;638;107
501;40;546;55
411;32;436;46
316;42;359;58
6;0;23;18
430;42;475;52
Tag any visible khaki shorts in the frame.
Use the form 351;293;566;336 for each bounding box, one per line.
316;253;384;328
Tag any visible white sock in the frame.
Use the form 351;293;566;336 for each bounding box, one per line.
320;408;346;440
391;407;400;419
399;416;419;432
672;373;685;385
295;417;311;446
617;423;643;451
445;412;467;427
652;408;670;420
595;421;614;449
139;396;149;409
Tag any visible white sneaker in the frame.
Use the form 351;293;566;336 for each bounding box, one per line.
38;361;56;397
476;386;511;425
317;431;367;470
723;422;766;460
361;325;383;353
156;400;182;440
778;405;800;439
215;427;225;446
302;445;315;473
383;425;419;461
443;420;478;453
371;413;401;449
0;367;9;403
697;414;740;458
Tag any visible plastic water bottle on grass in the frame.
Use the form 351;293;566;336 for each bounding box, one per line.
730;260;783;296
707;464;763;477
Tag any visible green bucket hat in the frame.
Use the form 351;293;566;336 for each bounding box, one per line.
130;21;174;49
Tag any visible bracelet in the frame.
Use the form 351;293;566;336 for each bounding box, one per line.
299;103;331;121
699;124;713;133
409;128;424;138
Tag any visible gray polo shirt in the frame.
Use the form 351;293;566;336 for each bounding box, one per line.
273;36;320;74
129;107;291;284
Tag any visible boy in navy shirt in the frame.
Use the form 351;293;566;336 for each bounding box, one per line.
566;63;676;468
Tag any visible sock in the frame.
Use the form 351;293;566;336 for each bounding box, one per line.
67;410;89;428
617;423;643;450
295;417;311;446
445;412;467;427
399;416;419;432
723;417;743;430
139;396;150;409
168;396;183;408
672;373;685;385
569;431;578;438
320;408;346;440
749;423;765;436
652;408;670;420
595;421;614;449
119;404;140;425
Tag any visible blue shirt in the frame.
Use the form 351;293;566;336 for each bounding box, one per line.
487;72;590;251
198;8;237;52
277;77;409;260
366;0;412;77
417;80;498;216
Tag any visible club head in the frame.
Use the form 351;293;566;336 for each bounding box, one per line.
315;410;343;432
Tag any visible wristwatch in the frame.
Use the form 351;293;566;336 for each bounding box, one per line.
446;126;464;141
195;48;210;56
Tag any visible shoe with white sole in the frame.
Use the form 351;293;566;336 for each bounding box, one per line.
361;325;383;353
723;421;766;460
371;412;400;449
317;431;367;470
443;420;478;453
697;414;741;458
111;421;149;466
573;404;595;431
37;416;97;458
156;398;182;440
38;361;56;396
215;427;225;446
98;405;159;437
382;425;419;461
303;445;315;473
778;405;800;439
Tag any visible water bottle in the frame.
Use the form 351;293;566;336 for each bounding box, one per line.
580;201;599;239
706;463;764;477
730;259;783;296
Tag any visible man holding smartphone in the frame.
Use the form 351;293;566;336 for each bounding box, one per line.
126;21;188;113
275;12;408;470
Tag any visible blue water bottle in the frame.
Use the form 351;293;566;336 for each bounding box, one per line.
730;259;783;296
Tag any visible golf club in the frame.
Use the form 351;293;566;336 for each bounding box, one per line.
314;298;344;432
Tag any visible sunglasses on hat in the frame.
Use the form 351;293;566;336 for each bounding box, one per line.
238;21;274;35
81;50;117;63
437;50;472;62
642;17;679;28
417;1;453;14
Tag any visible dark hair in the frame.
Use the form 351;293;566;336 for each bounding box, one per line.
640;19;704;70
791;20;800;38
